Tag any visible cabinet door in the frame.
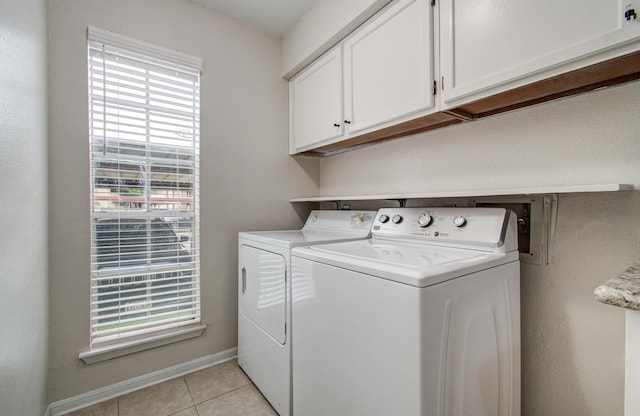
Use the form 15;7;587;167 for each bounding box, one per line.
289;47;344;153
344;0;435;135
441;0;640;108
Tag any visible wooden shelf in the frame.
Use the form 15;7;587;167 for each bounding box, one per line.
290;183;635;202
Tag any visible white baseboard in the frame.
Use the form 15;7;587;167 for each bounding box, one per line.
46;347;237;416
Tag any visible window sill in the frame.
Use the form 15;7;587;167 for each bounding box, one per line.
79;324;207;364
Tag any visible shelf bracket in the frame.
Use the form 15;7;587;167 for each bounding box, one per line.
474;195;558;265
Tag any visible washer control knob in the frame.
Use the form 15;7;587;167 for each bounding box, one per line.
417;213;433;227
453;215;467;227
391;214;403;224
379;214;390;224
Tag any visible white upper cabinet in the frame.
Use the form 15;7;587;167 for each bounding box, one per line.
440;0;640;108
289;0;435;154
289;0;640;155
289;47;343;153
344;0;434;135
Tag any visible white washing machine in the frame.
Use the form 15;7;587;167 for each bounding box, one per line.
291;207;521;416
237;210;376;416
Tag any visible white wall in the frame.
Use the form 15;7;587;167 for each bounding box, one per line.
0;0;49;414
317;82;640;415
48;0;319;402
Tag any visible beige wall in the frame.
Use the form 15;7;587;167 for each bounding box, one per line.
318;82;640;415
319;81;640;196
48;0;319;402
0;0;49;414
520;191;634;415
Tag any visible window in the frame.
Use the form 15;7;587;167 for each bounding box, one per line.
87;27;202;347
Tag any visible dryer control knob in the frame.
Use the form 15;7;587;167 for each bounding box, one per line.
418;213;433;227
453;216;467;227
379;214;390;223
391;214;403;224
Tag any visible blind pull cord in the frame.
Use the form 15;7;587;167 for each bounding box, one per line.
102;43;107;156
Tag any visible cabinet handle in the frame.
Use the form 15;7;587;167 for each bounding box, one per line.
333;123;340;127
241;267;246;294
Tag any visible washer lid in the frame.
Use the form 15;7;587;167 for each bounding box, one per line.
292;239;518;287
239;229;373;248
238;210;376;248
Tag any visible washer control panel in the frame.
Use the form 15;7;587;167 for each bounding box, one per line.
304;210;377;232
372;207;513;249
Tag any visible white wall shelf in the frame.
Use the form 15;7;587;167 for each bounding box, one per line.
290;183;635;202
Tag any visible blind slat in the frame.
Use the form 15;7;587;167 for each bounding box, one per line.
93;306;200;328
91;284;197;303
92;313;200;341
91;264;197;277
94;101;200;124
88;28;201;347
93;80;199;109
90;95;199;119
91;293;199;315
91;292;198;316
89;65;200;97
94;115;198;138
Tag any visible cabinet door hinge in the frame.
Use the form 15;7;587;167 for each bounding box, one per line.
433;80;437;95
431;0;435;6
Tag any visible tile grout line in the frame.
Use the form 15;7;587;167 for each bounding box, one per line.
182;372;212;408
183;375;197;406
181;375;202;416
168;377;198;416
192;382;254;407
180;374;202;416
117;376;197;416
185;362;254;407
166;405;198;416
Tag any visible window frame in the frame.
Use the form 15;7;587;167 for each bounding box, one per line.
84;26;204;359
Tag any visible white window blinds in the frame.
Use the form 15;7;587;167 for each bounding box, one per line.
87;27;202;346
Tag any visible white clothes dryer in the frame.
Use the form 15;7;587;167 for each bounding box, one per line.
237;210;376;416
291;207;521;416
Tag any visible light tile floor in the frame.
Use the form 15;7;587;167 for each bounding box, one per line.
67;360;278;416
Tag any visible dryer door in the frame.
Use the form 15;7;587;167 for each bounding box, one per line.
239;245;287;344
